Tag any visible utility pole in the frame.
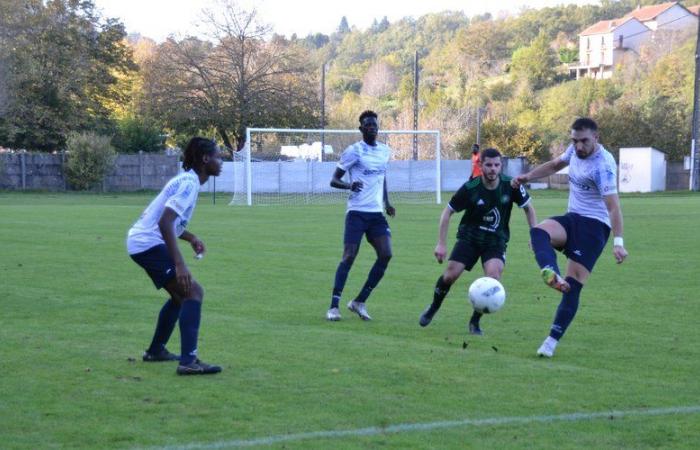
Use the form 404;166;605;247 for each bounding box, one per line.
691;17;700;190
413;51;419;160
320;62;326;162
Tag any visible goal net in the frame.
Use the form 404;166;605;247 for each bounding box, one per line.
228;128;442;206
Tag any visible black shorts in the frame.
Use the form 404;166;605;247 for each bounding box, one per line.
130;244;176;289
551;212;610;272
344;211;391;245
449;238;506;271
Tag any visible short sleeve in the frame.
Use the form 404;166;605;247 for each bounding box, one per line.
513;183;531;208
337;145;359;171
165;179;198;217
448;184;470;212
559;144;574;164
596;154;618;196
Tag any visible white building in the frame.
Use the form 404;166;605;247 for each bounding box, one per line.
571;2;698;80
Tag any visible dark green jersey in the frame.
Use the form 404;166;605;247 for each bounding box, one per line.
448;175;531;245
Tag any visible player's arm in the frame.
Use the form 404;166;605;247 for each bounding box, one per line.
159;207;192;294
383;177;395;217
180;230;206;257
512;157;568;188
522;203;537;228
434;206;455;264
603;194;628;264
330;167;362;191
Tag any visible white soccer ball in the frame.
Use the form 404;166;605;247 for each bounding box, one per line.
468;277;506;314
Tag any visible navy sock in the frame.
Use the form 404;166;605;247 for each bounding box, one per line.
469;310;483;325
179;300;201;365
354;259;389;303
550;277;583;340
530;228;560;273
147;298;181;354
331;261;352;308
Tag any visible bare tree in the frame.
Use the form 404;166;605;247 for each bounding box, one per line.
142;0;318;149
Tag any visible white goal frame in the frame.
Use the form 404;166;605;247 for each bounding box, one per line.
233;127;442;206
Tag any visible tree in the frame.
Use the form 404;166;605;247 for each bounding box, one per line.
141;1;319;149
337;16;350;34
510;31;559;90
0;0;135;151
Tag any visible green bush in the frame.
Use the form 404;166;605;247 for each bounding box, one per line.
111;116;165;153
63;132;116;190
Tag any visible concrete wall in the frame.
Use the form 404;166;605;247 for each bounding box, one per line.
0;152;179;191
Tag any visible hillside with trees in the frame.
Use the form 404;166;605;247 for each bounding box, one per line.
1;0;698;162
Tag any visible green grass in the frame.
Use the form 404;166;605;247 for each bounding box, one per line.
1;190;699;449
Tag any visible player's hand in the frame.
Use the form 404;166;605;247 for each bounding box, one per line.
511;175;528;189
613;245;628;264
434;243;447;264
385;204;396;217
190;237;206;256
175;262;192;294
350;181;363;192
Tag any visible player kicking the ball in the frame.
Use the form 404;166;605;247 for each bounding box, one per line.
127;137;223;375
419;148;537;334
511;118;628;358
326;110;395;321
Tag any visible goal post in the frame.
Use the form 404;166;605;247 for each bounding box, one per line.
228;128;442;206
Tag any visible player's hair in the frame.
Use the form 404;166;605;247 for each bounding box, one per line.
481;148;502;160
182;137;217;171
571;117;598;132
359;110;378;124
472;143;480;153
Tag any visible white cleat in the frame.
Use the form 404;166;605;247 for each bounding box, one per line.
326;307;341;321
347;300;372;321
537;336;559;358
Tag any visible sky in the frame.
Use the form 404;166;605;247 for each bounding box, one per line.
93;0;601;42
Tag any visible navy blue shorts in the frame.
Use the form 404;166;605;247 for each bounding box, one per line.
344;211;391;245
551;213;610;272
130;244;176;289
449;239;506;271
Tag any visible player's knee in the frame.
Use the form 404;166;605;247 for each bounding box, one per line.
189;282;204;302
342;253;356;265
442;272;459;285
378;252;392;265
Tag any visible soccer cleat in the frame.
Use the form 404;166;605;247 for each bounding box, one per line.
419;304;439;327
326;307;341;321
142;348;179;362
468;322;483;336
537;337;558;358
541;267;571;293
347;300;372;321
176;359;222;375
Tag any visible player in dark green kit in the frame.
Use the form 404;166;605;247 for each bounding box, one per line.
419;148;538;334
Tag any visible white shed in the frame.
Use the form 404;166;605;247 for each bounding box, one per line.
618;147;666;193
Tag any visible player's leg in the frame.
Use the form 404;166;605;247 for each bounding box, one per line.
347;214;392;320
469;255;505;335
538;216;609;357
130;244;182;362
165;278;222;375
328;211;363;321
531;217;570;293
419;239;477;327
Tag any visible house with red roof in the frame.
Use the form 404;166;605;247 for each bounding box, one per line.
571;2;697;80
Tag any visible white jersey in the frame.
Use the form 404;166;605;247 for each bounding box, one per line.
560;144;617;227
126;170;200;254
337;140;391;213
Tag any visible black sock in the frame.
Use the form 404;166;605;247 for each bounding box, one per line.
179;300;201;365
431;275;452;312
469;310;483;326
147;298;180;354
331;261;352;308
550;277;583;340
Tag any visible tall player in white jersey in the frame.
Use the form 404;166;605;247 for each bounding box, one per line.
326;110;395;321
512;118;628;358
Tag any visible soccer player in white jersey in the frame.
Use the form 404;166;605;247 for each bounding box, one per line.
512;118;628;358
127;137;223;375
326;110;395;321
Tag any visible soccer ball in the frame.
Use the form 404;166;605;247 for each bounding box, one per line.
468;277;506;314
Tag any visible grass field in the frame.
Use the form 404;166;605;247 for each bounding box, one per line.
1;190;699;449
